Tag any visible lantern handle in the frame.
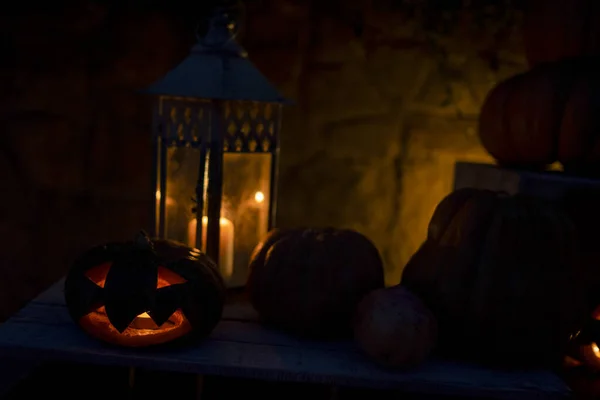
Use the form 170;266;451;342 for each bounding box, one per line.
195;2;244;47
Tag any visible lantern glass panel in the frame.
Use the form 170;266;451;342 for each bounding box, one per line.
153;97;281;288
155;146;272;288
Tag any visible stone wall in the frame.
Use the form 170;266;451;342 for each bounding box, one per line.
246;0;528;285
0;0;527;319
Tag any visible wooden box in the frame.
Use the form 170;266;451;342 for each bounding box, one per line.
453;162;600;200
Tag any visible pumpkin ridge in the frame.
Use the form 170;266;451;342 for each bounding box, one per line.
573;62;600;164
438;195;498;351
548;61;582;163
478;75;520;165
428;188;482;242
501;75;524;164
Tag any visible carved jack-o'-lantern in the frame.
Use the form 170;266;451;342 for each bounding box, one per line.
569;306;600;369
64;232;226;347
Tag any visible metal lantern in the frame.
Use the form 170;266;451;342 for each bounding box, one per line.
144;8;289;288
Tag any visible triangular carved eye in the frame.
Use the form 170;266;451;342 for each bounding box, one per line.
84;264;187;289
156;266;187;287
85;262;111;288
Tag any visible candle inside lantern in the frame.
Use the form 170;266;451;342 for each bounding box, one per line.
155;190;176;232
254;191;265;203
187;217;234;280
155;190;176;206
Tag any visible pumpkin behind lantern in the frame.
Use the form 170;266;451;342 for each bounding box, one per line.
64;231;226;348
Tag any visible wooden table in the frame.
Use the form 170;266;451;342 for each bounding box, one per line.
0;279;572;399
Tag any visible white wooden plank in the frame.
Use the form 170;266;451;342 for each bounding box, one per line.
10;303;358;352
222;303;258;321
0;319;570;399
31;278;65;305
5;279;572;399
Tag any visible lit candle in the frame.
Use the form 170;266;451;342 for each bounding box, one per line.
254;191;265;203
253;191;269;238
155;190;176;232
155;190;175;206
187;217;234;280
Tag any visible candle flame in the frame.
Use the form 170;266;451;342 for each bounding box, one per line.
155;190;175;206
201;216;232;226
593;343;600;356
254;191;265;203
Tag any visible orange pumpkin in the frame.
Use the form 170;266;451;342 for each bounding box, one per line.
523;0;600;67
478;57;600;173
247;228;384;338
402;188;587;367
64;232;225;347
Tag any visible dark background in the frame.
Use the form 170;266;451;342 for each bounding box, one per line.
0;0;527;320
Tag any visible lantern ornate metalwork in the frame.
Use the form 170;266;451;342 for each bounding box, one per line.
143;8;290;287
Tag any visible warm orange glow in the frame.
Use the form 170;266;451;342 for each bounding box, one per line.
254;191;265;203
84;262;186;289
187;217;234;279
132;312;155;330
80;263;191;347
576;304;600;368
155;190;175;206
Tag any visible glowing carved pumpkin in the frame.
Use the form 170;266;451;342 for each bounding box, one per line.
64;231;225;347
566;306;600;369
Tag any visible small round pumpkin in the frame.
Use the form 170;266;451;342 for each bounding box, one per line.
247;228;385;338
354;286;437;369
64;231;225;347
478;57;600;173
401;188;587;367
523;0;600;67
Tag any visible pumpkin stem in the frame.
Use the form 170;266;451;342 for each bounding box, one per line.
133;230;154;250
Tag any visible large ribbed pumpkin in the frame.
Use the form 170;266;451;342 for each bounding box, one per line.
478;57;600;173
247;228;385;338
401;188;587;367
523;0;600;67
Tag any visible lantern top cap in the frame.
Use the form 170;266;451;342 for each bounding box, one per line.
193;7;247;57
142;8;292;104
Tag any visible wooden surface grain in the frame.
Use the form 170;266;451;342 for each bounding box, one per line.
0;279;572;399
